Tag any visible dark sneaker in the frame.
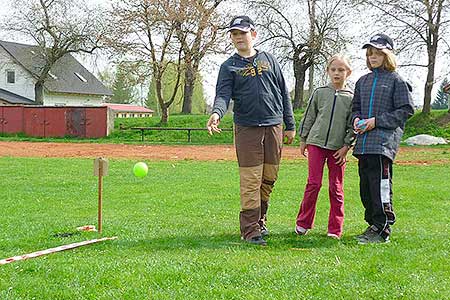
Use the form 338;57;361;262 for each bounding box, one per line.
260;225;269;237
246;235;267;246
358;226;390;244
354;226;372;241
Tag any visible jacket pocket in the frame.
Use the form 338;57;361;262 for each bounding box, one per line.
380;127;402;149
233;96;252;116
260;92;282;117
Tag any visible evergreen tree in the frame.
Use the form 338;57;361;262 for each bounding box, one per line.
97;67;114;90
145;88;159;115
110;63;138;104
432;78;449;110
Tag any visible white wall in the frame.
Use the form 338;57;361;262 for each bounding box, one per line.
0;47;36;100
0;47;106;106
44;92;104;106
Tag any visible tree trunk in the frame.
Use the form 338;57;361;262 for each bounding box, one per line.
155;77;168;124
34;81;44;105
160;105;169;124
422;37;438;114
293;60;307;110
307;0;316;99
181;65;196;114
308;61;314;100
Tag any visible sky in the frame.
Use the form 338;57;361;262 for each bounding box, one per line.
0;0;447;107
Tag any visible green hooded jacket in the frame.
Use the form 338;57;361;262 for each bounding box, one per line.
299;84;355;150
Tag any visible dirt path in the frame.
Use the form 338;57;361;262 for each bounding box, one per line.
0;141;251;161
0;141;447;165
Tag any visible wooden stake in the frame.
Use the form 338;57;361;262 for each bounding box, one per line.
94;157;108;235
98;161;103;235
0;237;118;265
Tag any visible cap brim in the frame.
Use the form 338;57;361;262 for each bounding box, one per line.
228;26;252;32
362;42;391;50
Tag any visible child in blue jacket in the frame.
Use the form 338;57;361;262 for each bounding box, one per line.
352;34;414;244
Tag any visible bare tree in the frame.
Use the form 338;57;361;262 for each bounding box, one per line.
2;0;110;104
111;0;183;124
356;0;450;114
307;0;317;99
172;0;227;114
250;0;350;109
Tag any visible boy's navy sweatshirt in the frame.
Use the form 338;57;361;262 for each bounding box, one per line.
212;51;295;131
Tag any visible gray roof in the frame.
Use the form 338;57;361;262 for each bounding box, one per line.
0;88;34;104
0;40;113;96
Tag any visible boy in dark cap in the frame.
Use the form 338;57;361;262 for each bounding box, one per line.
352;34;414;244
207;15;296;246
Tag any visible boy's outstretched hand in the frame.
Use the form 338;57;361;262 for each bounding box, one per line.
207;113;221;135
284;130;296;145
333;145;350;166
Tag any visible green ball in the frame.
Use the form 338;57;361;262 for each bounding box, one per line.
133;162;148;178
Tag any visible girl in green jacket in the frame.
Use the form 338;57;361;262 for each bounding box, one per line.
295;54;355;239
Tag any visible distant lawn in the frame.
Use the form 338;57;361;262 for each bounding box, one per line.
0;156;448;299
0;110;449;144
109;114;236;144
404;109;450;139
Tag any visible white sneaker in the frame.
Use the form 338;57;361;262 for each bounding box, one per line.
295;225;308;235
327;233;340;239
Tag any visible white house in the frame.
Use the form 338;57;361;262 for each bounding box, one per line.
0;40;112;106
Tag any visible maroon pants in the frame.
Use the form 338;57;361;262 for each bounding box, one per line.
296;145;346;236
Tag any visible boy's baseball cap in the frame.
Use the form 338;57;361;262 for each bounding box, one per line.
362;34;394;50
228;16;255;32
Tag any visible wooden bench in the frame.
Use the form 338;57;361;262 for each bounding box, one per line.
130;127;233;142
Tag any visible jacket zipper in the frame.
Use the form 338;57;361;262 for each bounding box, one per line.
324;91;338;147
362;69;378;154
252;57;262;126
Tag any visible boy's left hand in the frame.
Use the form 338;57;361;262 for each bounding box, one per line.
284;130;296;144
333;145;350;166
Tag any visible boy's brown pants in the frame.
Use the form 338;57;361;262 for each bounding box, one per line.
234;124;283;240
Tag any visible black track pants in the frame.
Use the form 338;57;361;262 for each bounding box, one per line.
358;154;396;233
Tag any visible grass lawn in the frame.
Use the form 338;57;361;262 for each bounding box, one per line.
0;156;449;299
1;110;448;145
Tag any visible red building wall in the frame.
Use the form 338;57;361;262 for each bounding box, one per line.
0;106;24;134
1;106;112;138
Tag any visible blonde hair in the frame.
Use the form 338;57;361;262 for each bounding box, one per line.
327;54;352;72
366;47;397;72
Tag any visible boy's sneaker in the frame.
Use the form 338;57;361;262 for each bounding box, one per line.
260;225;269;237
357;226;390;244
295;225;308;235
327;233;340;239
246;235;267;246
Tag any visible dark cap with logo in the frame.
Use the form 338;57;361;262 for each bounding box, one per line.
362;34;394;50
228;16;255;32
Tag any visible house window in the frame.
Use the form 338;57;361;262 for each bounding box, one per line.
48;71;58;80
74;72;88;83
6;70;15;84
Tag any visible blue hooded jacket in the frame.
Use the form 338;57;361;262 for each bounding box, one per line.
352;68;414;160
212;51;295;131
